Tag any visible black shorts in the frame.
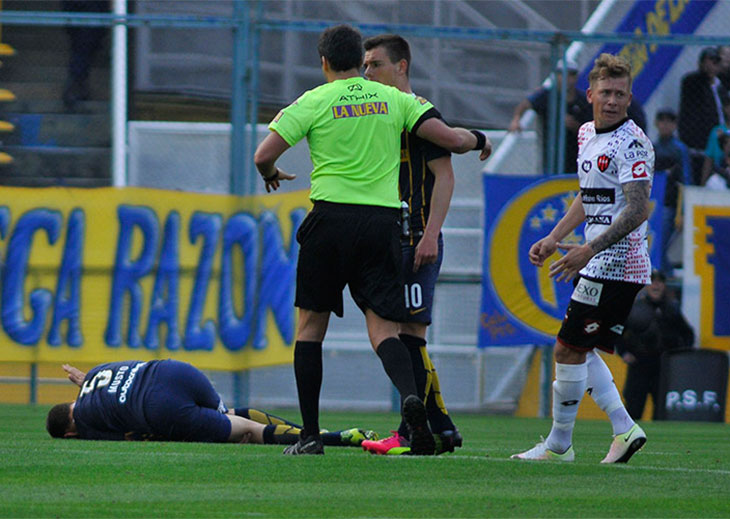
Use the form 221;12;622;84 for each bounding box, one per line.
557;275;644;354
294;201;406;321
401;234;443;325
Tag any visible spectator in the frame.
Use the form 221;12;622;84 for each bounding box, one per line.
61;0;110;110
678;46;728;184
509;58;592;173
704;131;730;190
652;108;691;276
617;270;695;421
718;45;730;92
700;97;730;184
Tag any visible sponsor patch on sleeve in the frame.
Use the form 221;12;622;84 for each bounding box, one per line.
631;161;648;178
571;277;603;306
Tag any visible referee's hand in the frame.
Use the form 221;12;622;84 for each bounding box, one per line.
264;168;296;193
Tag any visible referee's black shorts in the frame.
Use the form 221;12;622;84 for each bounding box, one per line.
294;200;406;322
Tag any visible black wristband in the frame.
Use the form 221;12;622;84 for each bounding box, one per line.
470;130;486;151
262;168;278;181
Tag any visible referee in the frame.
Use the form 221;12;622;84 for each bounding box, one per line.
254;24;490;455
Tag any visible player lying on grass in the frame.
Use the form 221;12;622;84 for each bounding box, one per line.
46;359;376;447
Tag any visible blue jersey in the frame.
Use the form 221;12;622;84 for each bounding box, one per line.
73;360;159;440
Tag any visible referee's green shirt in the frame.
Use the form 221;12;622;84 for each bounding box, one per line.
269;77;434;208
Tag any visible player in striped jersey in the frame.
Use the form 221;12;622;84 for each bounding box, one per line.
361;34;489;455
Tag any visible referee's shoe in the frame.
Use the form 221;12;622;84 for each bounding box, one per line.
402;395;436;455
283;434;324;455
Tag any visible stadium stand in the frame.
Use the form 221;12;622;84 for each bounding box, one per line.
0;0;16;165
0;0;110;187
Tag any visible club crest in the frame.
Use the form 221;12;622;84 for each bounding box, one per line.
597;155;610;172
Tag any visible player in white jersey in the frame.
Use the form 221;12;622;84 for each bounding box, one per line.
512;54;653;464
576;117;654;283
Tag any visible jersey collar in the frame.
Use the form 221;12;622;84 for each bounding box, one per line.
595;117;629;134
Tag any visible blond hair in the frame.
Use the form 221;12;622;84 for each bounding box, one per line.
588;53;633;90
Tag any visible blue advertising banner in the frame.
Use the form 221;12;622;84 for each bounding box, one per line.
577;0;717;103
478;173;666;347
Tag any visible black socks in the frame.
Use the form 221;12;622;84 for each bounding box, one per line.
293;340;323;438
376;337;417;406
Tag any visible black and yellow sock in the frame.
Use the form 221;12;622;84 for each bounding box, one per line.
263;424;302;445
234;407;301;428
400;333;456;434
262;424;358;447
397;334;429;436
423;349;457;433
320;430;350;447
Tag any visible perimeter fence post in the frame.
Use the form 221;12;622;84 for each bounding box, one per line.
539;344;553;418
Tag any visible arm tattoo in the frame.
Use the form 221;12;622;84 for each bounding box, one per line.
588;181;651;254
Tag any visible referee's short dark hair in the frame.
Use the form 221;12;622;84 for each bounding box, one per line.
318;24;363;72
363;34;411;76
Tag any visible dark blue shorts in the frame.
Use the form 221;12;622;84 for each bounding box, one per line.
144;360;231;442
401;234;443;325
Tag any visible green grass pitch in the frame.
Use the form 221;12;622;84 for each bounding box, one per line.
1;403;729;518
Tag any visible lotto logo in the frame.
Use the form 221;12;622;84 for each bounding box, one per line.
584;321;600;334
632;161;647;178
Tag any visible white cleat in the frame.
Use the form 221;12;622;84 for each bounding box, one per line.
511;439;575;462
601;423;647;464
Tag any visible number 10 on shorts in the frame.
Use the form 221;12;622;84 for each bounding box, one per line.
404;283;423;309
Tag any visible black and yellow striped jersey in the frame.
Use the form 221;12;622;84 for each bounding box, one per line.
398;108;451;243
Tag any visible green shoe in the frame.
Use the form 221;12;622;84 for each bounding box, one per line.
340;428;379;447
600;423;646;463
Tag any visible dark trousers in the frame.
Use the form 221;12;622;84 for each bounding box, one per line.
623;358;661;420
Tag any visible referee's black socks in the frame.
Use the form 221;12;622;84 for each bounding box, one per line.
376;337;417;406
293;340;323;439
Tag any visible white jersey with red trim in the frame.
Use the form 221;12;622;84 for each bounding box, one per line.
576;118;655;284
